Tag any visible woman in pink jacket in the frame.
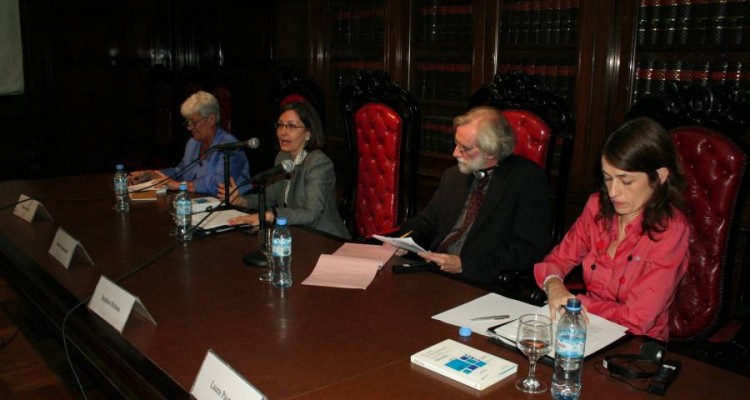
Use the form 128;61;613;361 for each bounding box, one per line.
535;117;690;342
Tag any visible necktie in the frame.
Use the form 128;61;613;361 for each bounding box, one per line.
437;177;489;253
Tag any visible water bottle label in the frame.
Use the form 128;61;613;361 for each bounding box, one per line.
272;237;291;256
176;201;191;217
556;331;585;358
114;179;128;193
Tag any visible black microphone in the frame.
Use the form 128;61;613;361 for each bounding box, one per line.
212;137;260;150
250;159;295;183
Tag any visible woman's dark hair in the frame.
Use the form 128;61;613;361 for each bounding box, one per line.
597;117;686;238
279;100;324;151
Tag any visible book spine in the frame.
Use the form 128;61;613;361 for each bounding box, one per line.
410;356;483;390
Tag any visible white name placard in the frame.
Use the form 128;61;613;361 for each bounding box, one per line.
87;275;156;333
13;194;53;223
48;227;94;269
191;350;265;400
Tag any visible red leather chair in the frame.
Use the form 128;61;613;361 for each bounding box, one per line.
630;82;750;342
341;70;421;239
469;71;574;246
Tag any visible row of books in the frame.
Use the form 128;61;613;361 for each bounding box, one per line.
633;59;749;103
413;62;472;102
637;0;749;48
332;8;385;47
499;0;579;46
420;116;455;154
415;4;474;45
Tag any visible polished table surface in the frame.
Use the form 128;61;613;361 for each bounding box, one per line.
1;173;749;399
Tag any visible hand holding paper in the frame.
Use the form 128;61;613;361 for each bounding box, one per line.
372;234;427;254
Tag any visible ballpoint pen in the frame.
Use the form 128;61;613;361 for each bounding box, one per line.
471;314;510;321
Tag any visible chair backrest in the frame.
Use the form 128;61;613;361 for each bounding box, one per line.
501;109;553;168
274;67;326;129
629;82;750;341
341;70;421;238
469;70;574;246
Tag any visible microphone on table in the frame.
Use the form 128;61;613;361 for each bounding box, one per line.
212;137;260;151
250;159;295;183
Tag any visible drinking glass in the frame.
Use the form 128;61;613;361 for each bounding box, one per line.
258;227;273;281
515;313;553;393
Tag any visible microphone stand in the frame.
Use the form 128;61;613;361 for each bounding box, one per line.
215;149;233;210
242;179;271;267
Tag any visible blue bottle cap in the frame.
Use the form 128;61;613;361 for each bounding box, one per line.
179;183;188;191
459;326;472;337
566;298;582;311
276;217;288;226
116;164;124;170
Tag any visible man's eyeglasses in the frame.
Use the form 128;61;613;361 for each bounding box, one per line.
183;116;207;128
454;143;476;154
275;121;306;130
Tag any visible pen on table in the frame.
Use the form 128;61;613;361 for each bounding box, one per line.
471;314;510;321
400;231;413;238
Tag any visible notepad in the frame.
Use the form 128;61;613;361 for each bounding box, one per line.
301;243;397;289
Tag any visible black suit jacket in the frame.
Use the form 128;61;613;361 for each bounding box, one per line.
402;155;550;285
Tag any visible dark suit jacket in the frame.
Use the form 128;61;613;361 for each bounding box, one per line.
401;155;550;285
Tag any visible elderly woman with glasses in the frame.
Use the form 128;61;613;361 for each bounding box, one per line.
128;90;251;196
219;100;351;239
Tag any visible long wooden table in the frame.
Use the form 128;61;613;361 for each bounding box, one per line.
1;173;749;399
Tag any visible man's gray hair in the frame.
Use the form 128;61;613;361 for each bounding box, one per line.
453;106;514;160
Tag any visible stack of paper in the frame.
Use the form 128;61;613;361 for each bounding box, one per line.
432;293;628;359
301;243;397;289
128;179;164;202
191;197;222;213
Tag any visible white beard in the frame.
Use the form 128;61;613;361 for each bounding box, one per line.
457;153;487;174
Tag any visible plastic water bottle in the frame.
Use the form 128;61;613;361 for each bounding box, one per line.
113;164;130;213
271;217;292;288
551;298;586;400
174;182;192;241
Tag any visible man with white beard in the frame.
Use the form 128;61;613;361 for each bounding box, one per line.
399;107;550;289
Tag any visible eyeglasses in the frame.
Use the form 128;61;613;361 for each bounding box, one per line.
454;142;477;154
275;121;306;130
183;116;207;128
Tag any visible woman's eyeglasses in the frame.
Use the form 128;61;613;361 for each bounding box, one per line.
274;121;306;130
183;116;207;128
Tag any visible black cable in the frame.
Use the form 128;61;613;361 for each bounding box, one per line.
594;360;649;392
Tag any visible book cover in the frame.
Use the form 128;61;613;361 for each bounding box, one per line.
411;339;517;390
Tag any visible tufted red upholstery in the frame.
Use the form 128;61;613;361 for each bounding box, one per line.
669;126;748;340
502;109;552;169
354;103;403;238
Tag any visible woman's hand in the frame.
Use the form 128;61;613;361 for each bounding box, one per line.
127;170;153;185
543;277;588;322
227;211;273;226
228;213;260;226
217;177;243;206
418;251;462;274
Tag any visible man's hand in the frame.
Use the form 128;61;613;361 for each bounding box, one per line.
418;251;462;274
